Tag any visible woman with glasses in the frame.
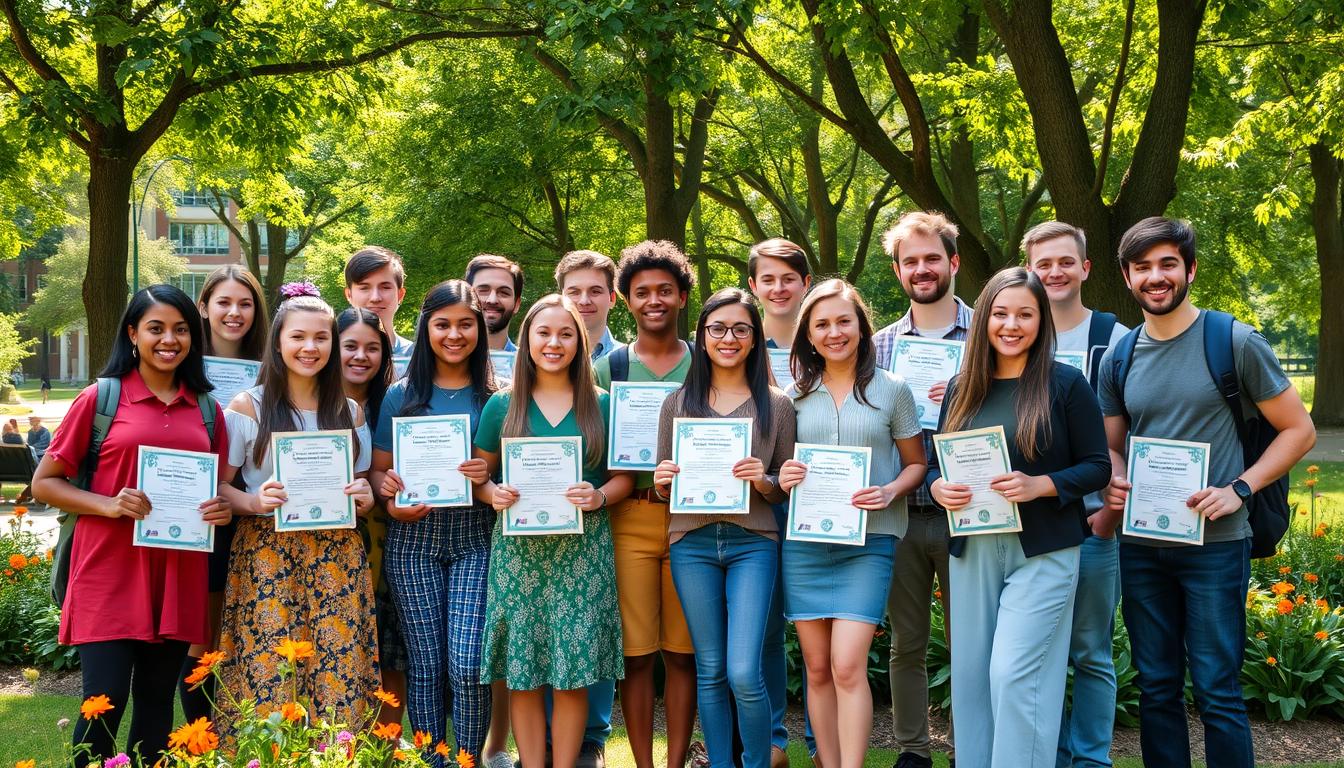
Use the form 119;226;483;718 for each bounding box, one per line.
652;288;796;768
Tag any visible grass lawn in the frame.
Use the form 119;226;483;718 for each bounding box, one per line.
1291;375;1315;413
1289;459;1344;526
14;381;83;405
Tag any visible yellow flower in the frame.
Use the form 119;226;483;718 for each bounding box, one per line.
1316;631;1329;641
167;717;218;756
17;760;36;768
373;722;402;741
374;688;401;708
274;639;315;664
457;749;476;768
81;695;114;720
1271;581;1295;596
1266;656;1277;666
280;702;306;722
21;668;38;684
1277;599;1295;614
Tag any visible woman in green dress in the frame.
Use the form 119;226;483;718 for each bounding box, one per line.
473;293;634;768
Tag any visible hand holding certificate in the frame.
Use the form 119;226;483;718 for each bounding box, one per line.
784;444;871;545
393;415;473;507
932;426;1022;536
135;446;221;552
1122;436;1209;544
667;418;753;515
269;430;358;531
888;338;965;430
609;382;681;470
499;437;584;535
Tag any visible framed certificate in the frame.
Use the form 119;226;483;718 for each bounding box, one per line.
1055;350;1087;375
393;414;472;507
670;417;752;515
786;444;871;545
1122;436;1209;545
490;350;516;383
272;430;356;531
501;436;583;535
608;381;681;470
888;337;965;430
932;425;1022;536
768;348;796;390
134;446;217;552
203;356;261;407
391;355;412;380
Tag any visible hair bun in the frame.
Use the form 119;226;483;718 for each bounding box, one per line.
280;280;321;300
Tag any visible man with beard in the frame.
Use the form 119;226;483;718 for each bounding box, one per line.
467;253;524;351
1096;217;1314;768
872;211;970;768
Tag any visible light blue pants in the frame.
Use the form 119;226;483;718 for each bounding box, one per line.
1057;535;1120;768
950;535;1079;768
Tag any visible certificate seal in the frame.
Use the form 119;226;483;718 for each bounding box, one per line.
978;509;991;523
309;505;323;520
427;484;439;497
1157;514;1170;530
704;491;717;503
538;511;550;525
639;448;652;461
169;525;182;539
821;519;833;532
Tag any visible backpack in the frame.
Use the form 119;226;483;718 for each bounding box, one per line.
1110;310;1289;558
607;341;692;383
1085;311;1118;392
49;378;218;605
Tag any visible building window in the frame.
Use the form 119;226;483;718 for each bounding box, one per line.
171;186;217;207
168;222;230;255
171;272;209;300
15;273;26;301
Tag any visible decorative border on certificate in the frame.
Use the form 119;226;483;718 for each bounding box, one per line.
271;430;356;531
489;350;516;383
393;414;473;507
608;381;682;471
888;337;965;430
768;348;796;390
392;355;412;380
932;425;1022;536
785;444;871;545
669;417;753;514
501;436;584;535
134;446;217;552
1122;436;1209;545
1054;350;1087;375
203;356;261;405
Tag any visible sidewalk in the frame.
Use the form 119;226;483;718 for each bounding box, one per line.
1310;427;1344;462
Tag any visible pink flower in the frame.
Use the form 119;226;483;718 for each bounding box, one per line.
104;754;131;768
336;730;354;744
280;280;321;299
247;760;260;768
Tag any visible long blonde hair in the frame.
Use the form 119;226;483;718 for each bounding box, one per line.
943;267;1056;460
500;294;606;467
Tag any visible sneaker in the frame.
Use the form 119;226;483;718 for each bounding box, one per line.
892;753;933;768
686;740;710;768
576;742;605;768
486;752;514;768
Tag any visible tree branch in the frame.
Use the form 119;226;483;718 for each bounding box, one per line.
529;45;648;179
848;175;900;284
708;23;853;133
1092;0;1135;199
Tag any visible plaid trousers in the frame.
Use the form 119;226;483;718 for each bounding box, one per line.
385;505;494;763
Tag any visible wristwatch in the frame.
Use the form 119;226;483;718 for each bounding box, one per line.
1230;478;1253;502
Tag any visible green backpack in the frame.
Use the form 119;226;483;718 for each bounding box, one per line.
48;378;217;605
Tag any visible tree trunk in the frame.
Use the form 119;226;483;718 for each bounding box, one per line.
1309;143;1344;426
643;83;684;247
541;178;570;254
84;150;138;378
264;222;290;309
801;116;839;275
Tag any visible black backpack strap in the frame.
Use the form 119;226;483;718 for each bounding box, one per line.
608;345;630;383
197;392;217;443
1109;325;1142;427
1086;311;1118;391
1201;310;1251;455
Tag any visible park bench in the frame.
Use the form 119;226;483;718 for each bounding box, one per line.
0;443;37;486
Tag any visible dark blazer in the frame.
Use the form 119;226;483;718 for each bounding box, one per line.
930;363;1111;558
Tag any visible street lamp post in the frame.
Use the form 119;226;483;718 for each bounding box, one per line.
129;155;189;293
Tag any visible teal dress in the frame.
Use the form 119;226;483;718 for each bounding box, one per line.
474;390;624;690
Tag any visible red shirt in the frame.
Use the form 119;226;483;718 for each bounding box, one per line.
49;369;229;645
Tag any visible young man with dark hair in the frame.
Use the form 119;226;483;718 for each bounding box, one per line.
466;253;524;351
555;250;623;361
1097;217;1314;768
747;238;812;349
1022;220;1126;768
345;245;413;354
872;211;969;768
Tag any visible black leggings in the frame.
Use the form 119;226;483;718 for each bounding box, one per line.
73;639;189;763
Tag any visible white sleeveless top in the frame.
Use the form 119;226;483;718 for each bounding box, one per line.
224;386;372;493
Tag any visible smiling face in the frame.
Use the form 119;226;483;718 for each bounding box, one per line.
806;295;861;366
986;285;1041;362
894;231;958;305
129;302;191;376
527;305;581;375
703;303;755;371
625;268;686;335
279;310;333;379
426;302;480;367
1027;236;1090;306
471;267;520;335
345;265;405;333
1123;243;1193;316
561;268;615;336
339;321;383;387
749;256;810;321
200;278;256;347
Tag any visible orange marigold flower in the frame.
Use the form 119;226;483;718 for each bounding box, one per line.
167;717;218;756
1266;656;1277;666
1255;631;1267;639
1279;565;1293;574
1316;631;1329;641
1305;478;1319;488
1318;599;1331;611
1337;554;1344;562
1306;573;1320;583
374;688;401;708
274;639;315;664
17;760;36;768
394;751;409;762
4;569;13;577
372;722;402;741
1271;581;1295;596
413;731;432;749
81;694;114;720
435;743;452;758
1277;599;1295;614
1307;465;1320;474
183;665;212;687
457;748;476;768
279;702;306;722
13;505;26;517
197;650;226;669
8;554;26;570
1298;595;1307;605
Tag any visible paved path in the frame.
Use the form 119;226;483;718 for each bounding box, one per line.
1310;427;1344;462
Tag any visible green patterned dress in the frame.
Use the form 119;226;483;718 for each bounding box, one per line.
474;390;624;690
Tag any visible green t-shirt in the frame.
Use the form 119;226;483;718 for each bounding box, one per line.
474;389;611;487
593;342;692;489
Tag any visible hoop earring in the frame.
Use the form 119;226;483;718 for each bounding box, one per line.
132;347;138;359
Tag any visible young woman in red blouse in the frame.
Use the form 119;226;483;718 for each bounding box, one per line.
32;285;233;764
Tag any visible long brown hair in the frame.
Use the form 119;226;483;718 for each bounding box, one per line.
253;295;357;465
198;265;269;360
790;279;878;408
500;294;605;468
943;267;1056;460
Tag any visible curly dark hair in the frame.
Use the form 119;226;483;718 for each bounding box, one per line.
615;240;696;298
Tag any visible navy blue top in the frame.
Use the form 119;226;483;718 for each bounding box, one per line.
374;379;484;452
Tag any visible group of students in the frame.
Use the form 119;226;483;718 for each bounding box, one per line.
33;210;1316;768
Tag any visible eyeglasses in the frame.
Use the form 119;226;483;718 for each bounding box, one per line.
704;323;754;340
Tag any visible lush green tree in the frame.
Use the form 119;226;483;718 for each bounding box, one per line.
0;311;35;375
25;232;185;333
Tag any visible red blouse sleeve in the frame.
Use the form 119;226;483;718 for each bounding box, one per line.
211;402;230;481
45;382;100;478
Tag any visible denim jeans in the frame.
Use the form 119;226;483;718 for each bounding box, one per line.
765;503;811;752
671;523;778;768
950;534;1079;768
1119;539;1253;768
1057;534;1120;768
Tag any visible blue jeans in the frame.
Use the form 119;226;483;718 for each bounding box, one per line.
543;680;614;747
1119;539;1253;768
765;504;811;752
1057;535;1120;768
671;524;778;768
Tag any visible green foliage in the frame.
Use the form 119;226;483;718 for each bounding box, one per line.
1242;593;1344;722
0;312;37;374
0;512;75;671
25;234;187;333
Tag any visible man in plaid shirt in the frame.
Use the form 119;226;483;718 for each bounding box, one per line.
872;211;973;768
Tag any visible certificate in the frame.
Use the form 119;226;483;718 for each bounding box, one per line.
786;444;871;545
1055;350;1087;375
272;430;356;531
888;337;965;430
490;350;516;383
670;418;752;515
768;348;796;390
392;355;412;380
932;425;1022;536
501;437;583;535
203;356;261;406
134;446;217;552
608;381;681;470
1122;436;1209;544
393;414;472;507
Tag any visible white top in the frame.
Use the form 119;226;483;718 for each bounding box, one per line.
224;386;372;493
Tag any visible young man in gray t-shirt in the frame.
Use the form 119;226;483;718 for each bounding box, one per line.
1094;217;1315;768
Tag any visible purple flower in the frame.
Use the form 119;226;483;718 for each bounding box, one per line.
279;280;321;300
336;730;354;744
317;742;328;753
247;761;260;768
104;754;130;768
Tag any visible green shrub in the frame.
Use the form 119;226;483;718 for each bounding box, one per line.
0;509;77;670
1242;590;1344;721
